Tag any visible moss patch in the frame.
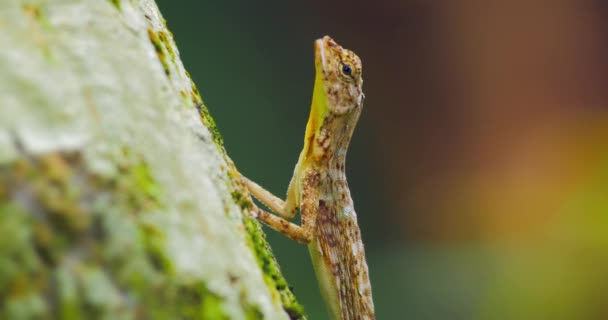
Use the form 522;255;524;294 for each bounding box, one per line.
147;28;179;79
157;31;176;63
186;70;225;149
148;28;171;77
243;218;307;319
108;0;121;10
22;3;53;60
147;25;225;151
231;190;252;211
0;150;233;319
224;151;305;318
22;3;52;30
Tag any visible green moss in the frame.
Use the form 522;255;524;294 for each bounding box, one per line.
22;3;53;60
0;203;41;289
243;218;307;319
55;267;83;320
190;79;225;149
79;267;123;315
188;74;203;107
108;0;121;10
2;292;48;320
244;303;264;320
23;4;42;20
231;190;252;211
199;105;224;148
197;284;230;320
22;3;52;31
226;165;306;318
0;202;48;319
157;31;176;63
141;222;172;274
115;149;162;211
148;28;171;77
32;154;91;235
0;150;235;319
147;28;179;79
183;70;225;150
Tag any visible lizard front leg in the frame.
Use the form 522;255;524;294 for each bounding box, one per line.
243;176;291;218
241;174;315;244
242;175;299;219
248;205;312;244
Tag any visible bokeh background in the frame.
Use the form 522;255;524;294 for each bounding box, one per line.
156;1;608;319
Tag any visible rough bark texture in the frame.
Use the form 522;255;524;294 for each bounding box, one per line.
0;1;304;319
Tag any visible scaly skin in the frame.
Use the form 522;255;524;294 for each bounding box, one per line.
243;36;374;320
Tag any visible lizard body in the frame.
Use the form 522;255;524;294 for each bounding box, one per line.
243;36;374;320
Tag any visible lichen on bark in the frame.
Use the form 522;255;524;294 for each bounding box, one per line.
0;0;305;319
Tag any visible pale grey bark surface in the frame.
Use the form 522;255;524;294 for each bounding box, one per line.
0;1;301;319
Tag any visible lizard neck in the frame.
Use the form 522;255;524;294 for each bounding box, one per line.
312;110;361;224
311;109;361;173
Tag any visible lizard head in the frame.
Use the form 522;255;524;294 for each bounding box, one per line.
301;36;365;163
314;36;364;115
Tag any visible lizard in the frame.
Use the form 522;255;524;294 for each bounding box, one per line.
241;35;375;320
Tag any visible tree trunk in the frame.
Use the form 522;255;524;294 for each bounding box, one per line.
0;1;304;319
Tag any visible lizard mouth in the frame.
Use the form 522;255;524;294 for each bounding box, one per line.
315;36;339;74
315;38;328;73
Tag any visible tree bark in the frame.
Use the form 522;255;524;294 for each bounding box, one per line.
0;1;304;319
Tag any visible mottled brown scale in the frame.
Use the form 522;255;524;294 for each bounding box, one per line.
242;36;374;319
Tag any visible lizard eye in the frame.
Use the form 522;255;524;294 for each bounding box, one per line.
341;64;353;76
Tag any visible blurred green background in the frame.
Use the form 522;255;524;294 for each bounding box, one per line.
157;1;608;319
